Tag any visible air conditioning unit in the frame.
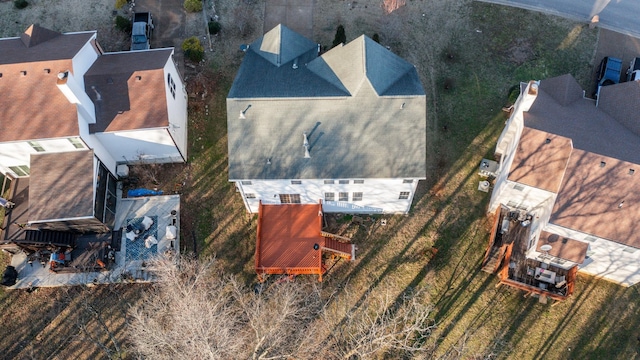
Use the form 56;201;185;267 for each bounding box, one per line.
478;158;498;178
116;164;129;178
478;180;490;192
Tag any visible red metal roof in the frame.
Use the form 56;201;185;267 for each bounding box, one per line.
256;202;324;277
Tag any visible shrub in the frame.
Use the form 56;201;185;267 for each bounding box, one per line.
332;25;346;48
14;0;28;9
208;21;221;35
184;0;202;12
182;37;204;63
115;15;132;34
115;0;128;9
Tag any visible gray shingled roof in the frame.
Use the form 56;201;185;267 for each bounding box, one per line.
227;25;426;180
524;75;640;164
0;26;94;64
29;150;95;222
84;49;172;133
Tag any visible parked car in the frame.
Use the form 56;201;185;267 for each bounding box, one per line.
626;57;640;81
594;56;622;98
131;12;154;51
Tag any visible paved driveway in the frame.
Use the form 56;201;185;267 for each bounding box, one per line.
133;0;187;71
477;0;640;38
264;0;314;38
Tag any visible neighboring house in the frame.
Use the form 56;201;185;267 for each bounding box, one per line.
227;24;426;214
485;74;640;298
0;24;186;234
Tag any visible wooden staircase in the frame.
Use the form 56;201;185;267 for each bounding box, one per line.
482;244;504;274
20;230;77;248
322;238;355;261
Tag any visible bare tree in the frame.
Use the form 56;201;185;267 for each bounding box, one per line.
231;279;324;360
326;288;436;359
128;257;437;359
128;258;244;360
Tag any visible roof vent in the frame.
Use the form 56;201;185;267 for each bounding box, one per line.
630;169;635;175
57;71;68;80
135;75;142;81
619;201;625;209
545;138;551;144
20;70;27;76
303;132;311;158
401;102;405;109
266;158;271;165
43;68;50;74
292;57;299;69
600;161;606;168
107;77;113;84
239;104;251;119
91;86;102;101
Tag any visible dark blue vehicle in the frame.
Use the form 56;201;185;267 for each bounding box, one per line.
595;56;622;98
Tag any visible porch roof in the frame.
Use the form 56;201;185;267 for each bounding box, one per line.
536;231;588;264
29;150;95;222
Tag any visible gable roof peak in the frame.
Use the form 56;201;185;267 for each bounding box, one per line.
20;24;61;48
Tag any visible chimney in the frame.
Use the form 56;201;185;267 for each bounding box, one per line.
56;70;96;124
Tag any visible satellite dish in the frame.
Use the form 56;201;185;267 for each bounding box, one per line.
313;243;319;250
540;244;553;252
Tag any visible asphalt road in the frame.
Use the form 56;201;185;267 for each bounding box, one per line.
477;0;640;38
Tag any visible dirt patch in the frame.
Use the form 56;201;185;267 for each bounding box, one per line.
507;38;535;65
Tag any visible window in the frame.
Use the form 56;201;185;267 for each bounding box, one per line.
339;192;348;201
9;165;29;177
28;141;45;152
403;179;413;184
324;180;335;184
354;180;364;184
167;73;176;99
352;192;363;201
291;180;302;185
399;191;410;200
245;193;256;199
324;192;335;201
279;194;301;203
68;137;85;149
241;181;252;185
339;180;349;184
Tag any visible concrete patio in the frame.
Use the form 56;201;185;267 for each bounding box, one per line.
7;194;180;289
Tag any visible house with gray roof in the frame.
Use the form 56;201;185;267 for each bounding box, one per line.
227;24;426;214
486;74;640;291
0;24;187;234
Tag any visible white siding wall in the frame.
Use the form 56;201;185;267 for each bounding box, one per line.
489;81;540;213
544;223;640;286
163;55;188;161
236;178;420;214
95;129;184;164
0;137;87;176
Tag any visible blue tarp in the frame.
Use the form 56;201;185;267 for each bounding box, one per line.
127;188;163;197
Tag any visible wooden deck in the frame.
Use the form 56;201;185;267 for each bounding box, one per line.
255;202;354;282
484;206;578;301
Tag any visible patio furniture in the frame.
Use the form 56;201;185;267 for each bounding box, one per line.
126;231;138;241
144;235;158;249
166;225;177;240
141;216;154;230
535;267;556;284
